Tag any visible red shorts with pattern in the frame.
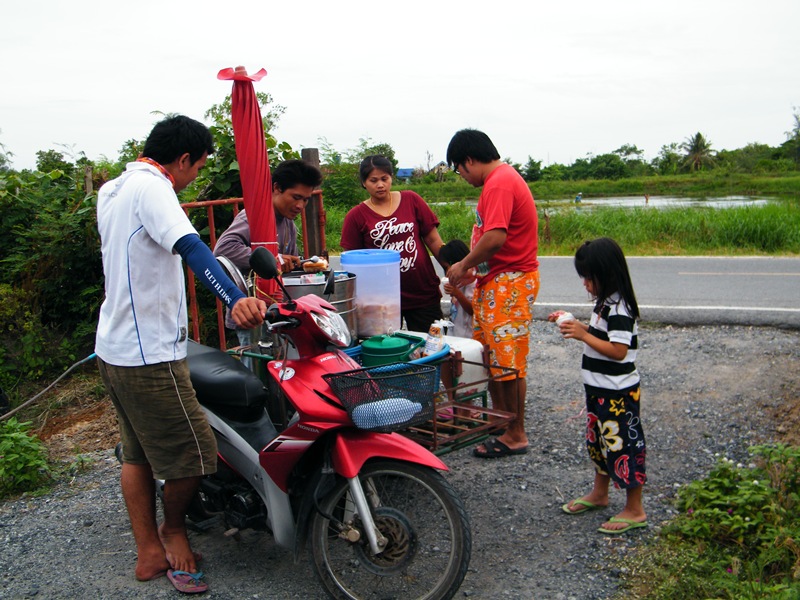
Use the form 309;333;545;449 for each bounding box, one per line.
473;270;539;380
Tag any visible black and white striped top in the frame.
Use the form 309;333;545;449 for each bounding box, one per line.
581;293;639;394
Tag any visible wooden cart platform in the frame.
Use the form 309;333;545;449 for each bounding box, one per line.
401;355;518;455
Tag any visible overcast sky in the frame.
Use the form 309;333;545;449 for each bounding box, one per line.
1;1;798;171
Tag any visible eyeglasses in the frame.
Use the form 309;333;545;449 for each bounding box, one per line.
453;164;461;175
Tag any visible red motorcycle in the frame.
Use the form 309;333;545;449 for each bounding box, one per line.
183;247;471;599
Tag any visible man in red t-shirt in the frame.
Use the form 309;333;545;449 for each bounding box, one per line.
446;129;539;459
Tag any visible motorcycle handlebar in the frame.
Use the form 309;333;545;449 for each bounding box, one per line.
264;305;297;330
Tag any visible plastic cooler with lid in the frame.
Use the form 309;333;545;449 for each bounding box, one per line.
341;249;401;338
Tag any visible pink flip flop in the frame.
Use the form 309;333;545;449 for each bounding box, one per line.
167;570;208;594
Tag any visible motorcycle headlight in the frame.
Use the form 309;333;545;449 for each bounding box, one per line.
311;308;351;347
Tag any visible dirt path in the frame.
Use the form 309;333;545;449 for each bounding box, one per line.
1;322;798;599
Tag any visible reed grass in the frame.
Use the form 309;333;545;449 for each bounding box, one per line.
322;200;800;256
541;203;800;255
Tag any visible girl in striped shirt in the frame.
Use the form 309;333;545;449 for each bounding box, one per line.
549;238;647;535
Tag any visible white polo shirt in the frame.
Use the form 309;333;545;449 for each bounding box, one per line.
95;162;197;366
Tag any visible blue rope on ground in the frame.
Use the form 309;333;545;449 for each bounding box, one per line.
0;353;98;422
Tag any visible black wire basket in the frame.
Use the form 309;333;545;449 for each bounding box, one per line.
322;363;437;432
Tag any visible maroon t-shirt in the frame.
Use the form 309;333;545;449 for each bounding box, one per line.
341;190;441;310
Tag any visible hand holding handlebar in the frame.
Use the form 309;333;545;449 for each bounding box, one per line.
231;297;267;329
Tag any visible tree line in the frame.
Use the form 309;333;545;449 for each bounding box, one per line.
511;117;800;183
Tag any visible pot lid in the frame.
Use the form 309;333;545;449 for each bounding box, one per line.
361;335;410;354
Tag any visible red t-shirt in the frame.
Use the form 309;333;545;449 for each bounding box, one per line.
341;190;441;310
471;163;539;285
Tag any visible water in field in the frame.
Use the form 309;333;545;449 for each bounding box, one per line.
543;195;775;209
445;195;779;211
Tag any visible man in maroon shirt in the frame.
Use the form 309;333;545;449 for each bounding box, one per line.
341;155;445;332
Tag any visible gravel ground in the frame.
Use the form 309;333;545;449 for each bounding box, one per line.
1;322;798;599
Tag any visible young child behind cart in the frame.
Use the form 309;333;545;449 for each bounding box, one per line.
437;240;480;419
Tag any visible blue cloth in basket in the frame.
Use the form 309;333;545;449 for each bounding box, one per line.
350;397;423;430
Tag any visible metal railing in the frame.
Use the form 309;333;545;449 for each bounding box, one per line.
180;191;325;350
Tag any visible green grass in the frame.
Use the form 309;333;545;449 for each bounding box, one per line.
541;202;800;256
322;199;800;257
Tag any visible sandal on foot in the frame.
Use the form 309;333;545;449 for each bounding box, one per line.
597;517;648;535
472;438;528;459
167;570;208;594
437;407;455;421
562;498;606;515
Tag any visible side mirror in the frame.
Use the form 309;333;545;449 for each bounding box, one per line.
216;256;250;294
249;247;279;279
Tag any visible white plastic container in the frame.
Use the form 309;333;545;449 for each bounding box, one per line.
406;330;488;396
341;249;401;337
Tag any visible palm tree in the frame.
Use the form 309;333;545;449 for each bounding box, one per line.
680;132;716;172
782;107;800;168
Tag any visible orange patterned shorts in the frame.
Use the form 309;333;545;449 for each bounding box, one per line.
473;270;539;380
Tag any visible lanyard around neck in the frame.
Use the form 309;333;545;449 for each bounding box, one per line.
136;157;175;187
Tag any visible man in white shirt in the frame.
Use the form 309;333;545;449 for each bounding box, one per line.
95;115;266;592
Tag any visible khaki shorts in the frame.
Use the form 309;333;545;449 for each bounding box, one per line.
98;358;217;480
473;270;540;380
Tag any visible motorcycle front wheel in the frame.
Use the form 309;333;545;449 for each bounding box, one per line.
310;460;471;600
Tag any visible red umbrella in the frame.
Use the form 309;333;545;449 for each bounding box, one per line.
217;65;278;300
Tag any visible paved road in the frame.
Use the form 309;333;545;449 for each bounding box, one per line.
331;255;800;329
536;256;800;329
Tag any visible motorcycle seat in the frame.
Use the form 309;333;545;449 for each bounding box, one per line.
186;341;270;417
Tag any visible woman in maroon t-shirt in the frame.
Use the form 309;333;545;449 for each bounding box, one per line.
341;155;445;333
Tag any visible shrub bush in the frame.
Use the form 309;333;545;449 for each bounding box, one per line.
0;417;51;498
0;284;64;396
625;445;800;598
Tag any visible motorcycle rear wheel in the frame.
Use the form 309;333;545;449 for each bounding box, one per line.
310;460;471;600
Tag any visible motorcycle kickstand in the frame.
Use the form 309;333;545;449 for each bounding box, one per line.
347;475;387;556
